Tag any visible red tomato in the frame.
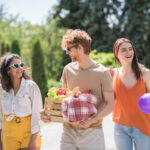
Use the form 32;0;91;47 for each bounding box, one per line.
84;90;91;94
57;88;66;95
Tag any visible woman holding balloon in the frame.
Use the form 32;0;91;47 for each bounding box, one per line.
110;38;150;150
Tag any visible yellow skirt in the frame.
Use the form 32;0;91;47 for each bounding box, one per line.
3;115;41;150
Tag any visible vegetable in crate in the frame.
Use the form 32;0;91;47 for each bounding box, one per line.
47;87;60;102
47;87;73;102
57;88;66;96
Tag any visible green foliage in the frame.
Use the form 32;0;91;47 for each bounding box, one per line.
6;44;10;52
11;39;20;55
90;50;115;68
115;0;150;65
142;55;150;69
53;0;150;66
0;42;10;56
47;79;62;89
32;39;48;103
44;18;71;81
0;3;7;22
1;0;150;90
53;0;119;52
1;42;5;55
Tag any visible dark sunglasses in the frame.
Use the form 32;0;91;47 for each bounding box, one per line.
65;45;77;51
9;62;24;69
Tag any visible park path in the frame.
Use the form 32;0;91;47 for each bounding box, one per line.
41;113;116;150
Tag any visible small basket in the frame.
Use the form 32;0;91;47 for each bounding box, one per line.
44;97;64;122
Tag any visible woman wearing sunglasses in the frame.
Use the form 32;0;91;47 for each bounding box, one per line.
0;53;42;150
111;38;150;150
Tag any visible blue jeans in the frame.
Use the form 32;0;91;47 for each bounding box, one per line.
114;123;150;150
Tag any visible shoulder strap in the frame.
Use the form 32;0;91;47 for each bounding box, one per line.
109;66;114;77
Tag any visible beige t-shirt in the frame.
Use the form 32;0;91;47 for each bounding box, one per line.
61;61;113;129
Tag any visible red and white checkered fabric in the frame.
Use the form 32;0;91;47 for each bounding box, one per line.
62;94;98;122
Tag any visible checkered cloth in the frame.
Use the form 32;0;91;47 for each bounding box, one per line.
62;94;98;122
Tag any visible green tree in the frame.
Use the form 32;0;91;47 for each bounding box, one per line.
90;50;115;68
44;18;70;81
6;44;10;52
53;0;119;52
116;0;150;66
0;3;6;22
11;39;21;55
1;42;5;55
32;39;48;103
0;42;10;55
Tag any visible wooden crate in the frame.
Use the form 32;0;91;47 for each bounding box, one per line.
44;96;80;125
44;97;64;122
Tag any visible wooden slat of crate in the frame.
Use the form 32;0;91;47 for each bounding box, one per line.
51;110;62;116
44;98;52;108
45;98;62;110
45;101;61;110
45;97;62;103
45;97;62;106
45;97;50;101
51;116;64;122
51;103;61;110
44;102;52;108
45;109;62;116
44;97;63;122
53;99;62;104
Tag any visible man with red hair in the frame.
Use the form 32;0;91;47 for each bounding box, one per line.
41;29;114;150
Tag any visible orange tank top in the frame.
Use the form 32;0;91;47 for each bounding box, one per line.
113;74;150;137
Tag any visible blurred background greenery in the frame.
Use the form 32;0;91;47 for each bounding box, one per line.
0;0;150;102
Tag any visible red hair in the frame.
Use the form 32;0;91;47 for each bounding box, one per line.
114;38;125;61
